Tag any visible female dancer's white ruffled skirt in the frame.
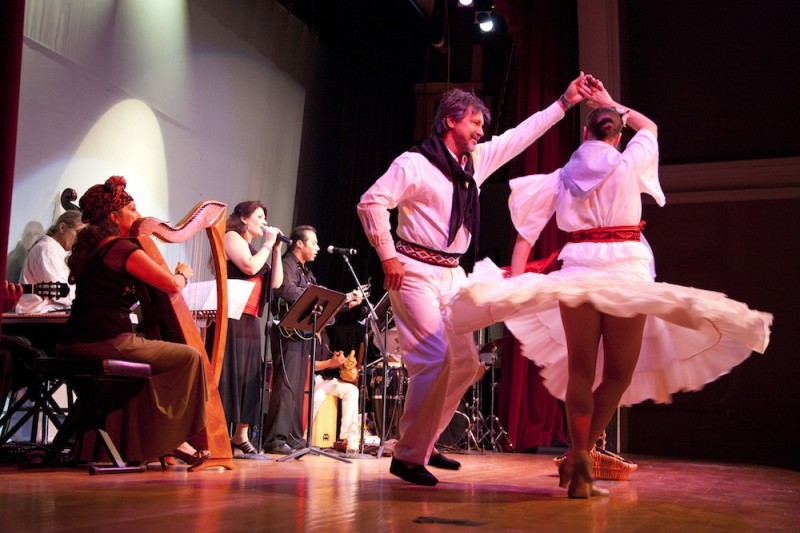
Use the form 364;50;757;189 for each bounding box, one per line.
442;259;772;406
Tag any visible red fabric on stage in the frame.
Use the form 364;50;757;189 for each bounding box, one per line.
492;0;579;450
495;336;567;451
0;1;25;321
500;249;561;277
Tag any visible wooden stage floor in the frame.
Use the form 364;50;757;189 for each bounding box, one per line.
1;450;798;532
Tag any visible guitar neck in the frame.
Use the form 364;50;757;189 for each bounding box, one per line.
21;284;37;295
21;282;70;299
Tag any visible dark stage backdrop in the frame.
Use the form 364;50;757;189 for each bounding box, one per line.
631;198;798;467
619;0;799;470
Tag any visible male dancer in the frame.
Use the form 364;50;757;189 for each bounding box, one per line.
358;75;590;485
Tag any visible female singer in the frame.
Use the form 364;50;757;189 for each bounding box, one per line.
214;201;284;455
57;176;209;467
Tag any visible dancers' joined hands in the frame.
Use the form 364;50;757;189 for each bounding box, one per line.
579;74;618;109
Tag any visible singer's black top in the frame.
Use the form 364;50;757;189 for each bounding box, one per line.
227;241;271;317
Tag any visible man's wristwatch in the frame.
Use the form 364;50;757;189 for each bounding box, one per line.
616;107;630;126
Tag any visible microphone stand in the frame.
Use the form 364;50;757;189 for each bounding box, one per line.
255;242;282;456
334;252;389;459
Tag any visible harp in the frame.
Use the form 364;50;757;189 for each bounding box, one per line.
130;200;234;471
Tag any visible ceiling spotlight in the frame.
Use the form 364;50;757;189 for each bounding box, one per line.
475;11;494;32
474;0;494;32
458;0;474;6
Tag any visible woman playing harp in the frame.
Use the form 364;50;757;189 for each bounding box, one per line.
57;176;209;467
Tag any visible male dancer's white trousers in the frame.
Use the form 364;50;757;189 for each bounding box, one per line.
388;254;482;466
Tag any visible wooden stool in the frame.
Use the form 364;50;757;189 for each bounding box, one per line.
311;394;338;448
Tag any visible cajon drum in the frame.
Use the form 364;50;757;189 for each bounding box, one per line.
311;393;338;448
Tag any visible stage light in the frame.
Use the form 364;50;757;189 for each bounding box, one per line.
474;0;494;32
458;0;474;6
476;12;494;32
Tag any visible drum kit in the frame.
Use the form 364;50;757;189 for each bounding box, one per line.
366;293;512;453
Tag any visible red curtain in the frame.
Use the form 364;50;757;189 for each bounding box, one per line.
0;0;25;321
492;0;580;451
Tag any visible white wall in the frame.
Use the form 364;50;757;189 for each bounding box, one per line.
8;0;303;281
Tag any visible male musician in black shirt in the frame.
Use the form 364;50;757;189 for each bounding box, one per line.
262;226;362;454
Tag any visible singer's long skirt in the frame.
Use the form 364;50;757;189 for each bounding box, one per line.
210;313;263;425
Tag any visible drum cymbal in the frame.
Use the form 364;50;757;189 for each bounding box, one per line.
373;359;403;368
478;336;512;365
372;327;402;361
478;335;512;353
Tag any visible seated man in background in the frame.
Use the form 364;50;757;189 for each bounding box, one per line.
17;210;85;314
312;331;361;449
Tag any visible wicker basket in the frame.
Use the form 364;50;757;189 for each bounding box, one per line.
553;433;638;481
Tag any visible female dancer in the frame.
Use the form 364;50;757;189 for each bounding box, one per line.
443;81;772;498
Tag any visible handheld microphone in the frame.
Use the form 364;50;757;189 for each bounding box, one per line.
327;245;357;256
261;226;292;245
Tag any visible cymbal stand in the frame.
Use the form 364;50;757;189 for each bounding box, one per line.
336;253;389;458
477;344;513;452
370;307;391;458
459;331;491;452
461;378;486;453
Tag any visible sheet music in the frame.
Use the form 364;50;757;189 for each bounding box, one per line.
182;280;254;320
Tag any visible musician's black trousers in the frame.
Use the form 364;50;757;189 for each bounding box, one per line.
262;329;309;449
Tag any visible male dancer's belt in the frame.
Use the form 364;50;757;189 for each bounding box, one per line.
396;238;461;268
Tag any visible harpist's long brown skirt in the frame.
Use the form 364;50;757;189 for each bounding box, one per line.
57;333;208;463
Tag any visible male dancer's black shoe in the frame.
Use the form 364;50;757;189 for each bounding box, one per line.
428;452;461;470
390;457;438;486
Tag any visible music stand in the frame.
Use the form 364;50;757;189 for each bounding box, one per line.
276;285;351;463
